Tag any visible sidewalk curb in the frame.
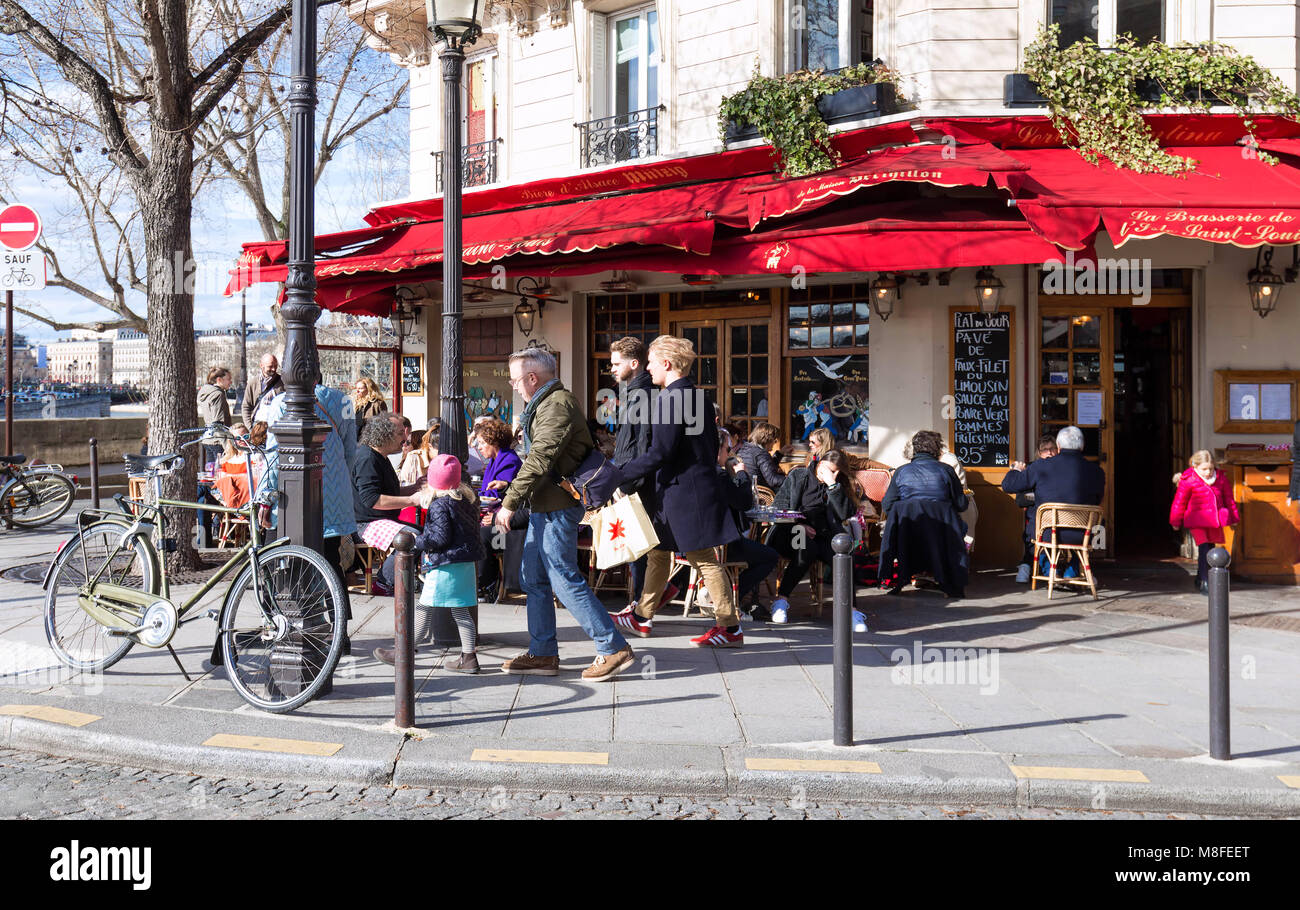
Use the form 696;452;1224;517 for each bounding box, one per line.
1;716;395;786
4;712;1299;815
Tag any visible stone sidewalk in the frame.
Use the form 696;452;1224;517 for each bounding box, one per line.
2;508;1299;815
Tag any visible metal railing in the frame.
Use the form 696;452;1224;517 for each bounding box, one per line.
432;138;501;193
576;105;663;169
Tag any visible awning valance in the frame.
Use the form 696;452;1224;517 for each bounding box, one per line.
742;143;1029;228
993;146;1300;249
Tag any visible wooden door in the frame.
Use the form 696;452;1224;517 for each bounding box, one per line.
676;318;772;436
1037;307;1114;552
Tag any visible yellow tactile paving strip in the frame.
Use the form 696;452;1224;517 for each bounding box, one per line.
746;758;882;774
0;704;100;727
471;749;609;765
1010;765;1149;783
203;733;343;756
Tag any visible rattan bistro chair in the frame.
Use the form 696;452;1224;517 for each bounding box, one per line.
1032;503;1104;600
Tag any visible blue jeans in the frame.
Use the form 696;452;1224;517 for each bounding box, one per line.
521;505;629;657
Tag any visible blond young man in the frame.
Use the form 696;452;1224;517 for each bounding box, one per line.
612;335;746;647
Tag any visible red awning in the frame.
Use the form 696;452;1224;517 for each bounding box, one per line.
742;143;1029;228
362;121;920;226
993;146;1300;249
924;114;1300;150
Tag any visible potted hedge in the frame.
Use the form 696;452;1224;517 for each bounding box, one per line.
718;61;903;177
1011;24;1300;173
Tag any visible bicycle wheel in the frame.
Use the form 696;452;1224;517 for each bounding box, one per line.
44;521;159;672
7;472;76;528
218;544;347;713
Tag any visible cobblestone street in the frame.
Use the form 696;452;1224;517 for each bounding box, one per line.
0;748;1241;820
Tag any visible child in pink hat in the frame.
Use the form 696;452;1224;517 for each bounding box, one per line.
374;453;485;671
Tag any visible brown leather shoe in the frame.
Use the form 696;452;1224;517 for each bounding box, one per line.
581;646;635;682
501;652;560;676
373;647;396;665
445;652;479;674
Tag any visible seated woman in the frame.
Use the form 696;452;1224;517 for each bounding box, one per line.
472;417;524;598
716;429;779;617
216;423;250;476
767;446;858;624
734;421;788;492
878;430;969;599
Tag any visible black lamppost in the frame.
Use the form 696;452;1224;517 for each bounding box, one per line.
426;0;482;464
274;0;328;553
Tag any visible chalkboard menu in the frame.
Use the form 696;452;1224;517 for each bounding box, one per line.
950;309;1013;468
401;354;423;396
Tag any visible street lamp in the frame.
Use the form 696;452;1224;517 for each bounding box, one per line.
274;0;329;555
427;0;483;464
869;273;901;322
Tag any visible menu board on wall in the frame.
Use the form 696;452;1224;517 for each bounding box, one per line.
401;354;423;395
950;309;1014;468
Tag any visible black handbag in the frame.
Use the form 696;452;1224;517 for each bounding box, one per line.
553;447;624;510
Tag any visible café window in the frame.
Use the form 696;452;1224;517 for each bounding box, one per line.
786;0;874;73
589;292;662;421
1048;0;1166;47
786;283;870;446
464;315;514;427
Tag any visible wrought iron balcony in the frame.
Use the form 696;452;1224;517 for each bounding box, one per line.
432;138;501;193
576;105;663;169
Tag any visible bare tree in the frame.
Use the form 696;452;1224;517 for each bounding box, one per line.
0;0;303;568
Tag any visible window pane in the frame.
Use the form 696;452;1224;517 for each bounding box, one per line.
1049;0;1099;46
733;359;749;384
646;10;659;109
789;305;810;327
1117;0;1163;43
1041;389;1069;422
731;389;749;417
1042;354;1070;386
1073;352;1102;385
1041;316;1070;347
789;327;810;349
801;0;841;70
1072;315;1100;348
810;326;831;348
789;355;869;444
731;324;749;355
854;323;870;346
833;324;853;347
751;358;768;384
751;325;768;353
615;17;640;115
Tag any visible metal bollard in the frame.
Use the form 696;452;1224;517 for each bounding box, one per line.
392;530;417;729
832;532;854;746
88;438;100;510
1207;546;1231;760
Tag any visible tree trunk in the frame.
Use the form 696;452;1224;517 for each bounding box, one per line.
141;129;202;571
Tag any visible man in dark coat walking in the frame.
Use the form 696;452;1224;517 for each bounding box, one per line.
613;335;745;648
609;336;656;605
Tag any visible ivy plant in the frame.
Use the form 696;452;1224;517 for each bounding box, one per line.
717;62;903;177
1022;23;1300;174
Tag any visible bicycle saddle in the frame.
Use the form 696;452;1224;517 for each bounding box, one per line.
124;452;182;473
0;454;25;465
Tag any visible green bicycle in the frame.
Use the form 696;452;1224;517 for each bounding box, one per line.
41;423;347;713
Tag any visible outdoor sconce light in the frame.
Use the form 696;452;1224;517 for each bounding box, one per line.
392;288;418;339
870;273;902;321
973;266;1004;313
425;0;482;44
1247;246;1285;318
514;299;539;336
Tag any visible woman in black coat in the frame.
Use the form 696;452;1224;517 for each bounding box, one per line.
766;448;857;622
878;430;969;598
734;421;787;492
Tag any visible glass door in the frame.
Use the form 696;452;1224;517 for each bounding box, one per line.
677;319;771;437
1038;307;1114;551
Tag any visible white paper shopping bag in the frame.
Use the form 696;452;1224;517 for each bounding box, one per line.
594;492;659;569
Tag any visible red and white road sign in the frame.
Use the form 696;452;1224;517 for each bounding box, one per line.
0;203;42;251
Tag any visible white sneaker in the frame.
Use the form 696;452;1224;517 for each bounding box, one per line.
770;598;789;624
851;610;868;633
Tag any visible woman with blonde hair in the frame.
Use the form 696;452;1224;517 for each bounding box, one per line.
352;377;388;438
400;417;441;486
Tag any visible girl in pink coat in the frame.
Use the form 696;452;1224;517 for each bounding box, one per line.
1170;450;1240;594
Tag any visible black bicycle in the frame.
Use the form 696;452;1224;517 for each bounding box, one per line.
1;455;77;529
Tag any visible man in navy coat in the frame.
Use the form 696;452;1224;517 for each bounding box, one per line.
612;335;745;648
1001;425;1105;556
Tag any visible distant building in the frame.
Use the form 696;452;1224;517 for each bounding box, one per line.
111;329;149;388
48;334;113;384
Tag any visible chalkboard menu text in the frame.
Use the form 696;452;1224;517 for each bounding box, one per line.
950;309;1013;467
401;354;423;396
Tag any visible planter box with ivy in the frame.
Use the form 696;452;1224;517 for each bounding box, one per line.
717;62;904;177
1021;24;1300;173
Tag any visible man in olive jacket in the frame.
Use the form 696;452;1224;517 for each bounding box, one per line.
494;347;634;682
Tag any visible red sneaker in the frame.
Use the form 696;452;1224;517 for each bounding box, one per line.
611;606;652;638
690;625;743;648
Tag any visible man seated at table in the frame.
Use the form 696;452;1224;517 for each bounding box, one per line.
1007;435;1059;583
1000;426;1103;580
353;414;426;595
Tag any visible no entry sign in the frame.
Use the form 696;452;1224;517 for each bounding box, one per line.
0;203;42;251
